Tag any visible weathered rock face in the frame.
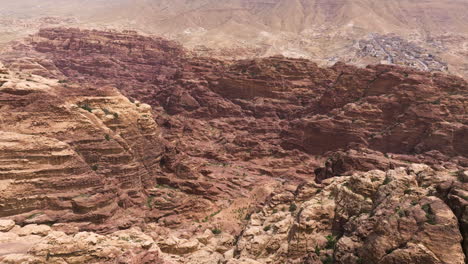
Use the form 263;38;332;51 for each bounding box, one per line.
234;165;467;264
282;64;468;158
0;63;165;229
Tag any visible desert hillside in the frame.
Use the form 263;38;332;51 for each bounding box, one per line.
1;0;468;77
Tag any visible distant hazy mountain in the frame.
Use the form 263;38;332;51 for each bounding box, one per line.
1;0;468;76
4;0;467;33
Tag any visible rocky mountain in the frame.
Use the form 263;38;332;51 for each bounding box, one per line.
0;28;466;263
1;0;468;77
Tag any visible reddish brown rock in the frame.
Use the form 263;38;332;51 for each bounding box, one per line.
0;28;466;264
0;64;165;229
5;28;464;170
2;28;466;227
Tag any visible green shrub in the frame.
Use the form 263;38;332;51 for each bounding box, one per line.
210;210;222;218
421;204;430;213
314;245;321;255
27;212;44;220
147;196;155;209
155;184;176;190
396;207;405;217
382;177;391;185
289;203;297;212
211;228;222;235
244;213;251;220
426;215;436;225
422;204;437;225
322;255;334;264
80;104;93;113
325;235;337;249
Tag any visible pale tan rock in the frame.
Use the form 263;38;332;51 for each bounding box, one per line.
234;166;467;264
226;258;263;264
211;233;235;253
73;231;102;245
0;254;42;264
460;170;468;183
407;163;431;175
224;248;234;260
0;220;15;232
186;249;224;264
0;233;42;259
13;224;51;237
196;229;214;245
25;228;165;263
158;234;201;255
0;232;19;243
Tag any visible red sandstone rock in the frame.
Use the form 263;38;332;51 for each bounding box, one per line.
0;28;466;264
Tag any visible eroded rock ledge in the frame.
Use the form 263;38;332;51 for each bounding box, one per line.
0;63;165;230
1;164;466;263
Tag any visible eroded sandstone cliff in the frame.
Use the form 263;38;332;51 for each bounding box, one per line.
0;29;466;263
10;28;466;167
0;62;166;230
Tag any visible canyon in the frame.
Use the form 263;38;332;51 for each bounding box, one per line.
0;28;466;263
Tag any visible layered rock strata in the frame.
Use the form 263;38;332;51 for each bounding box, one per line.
0;63;165;230
0;29;466;263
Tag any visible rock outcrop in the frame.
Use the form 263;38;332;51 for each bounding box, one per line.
0;223;166;263
1;164;465;263
234;165;467;264
0;62;165;229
